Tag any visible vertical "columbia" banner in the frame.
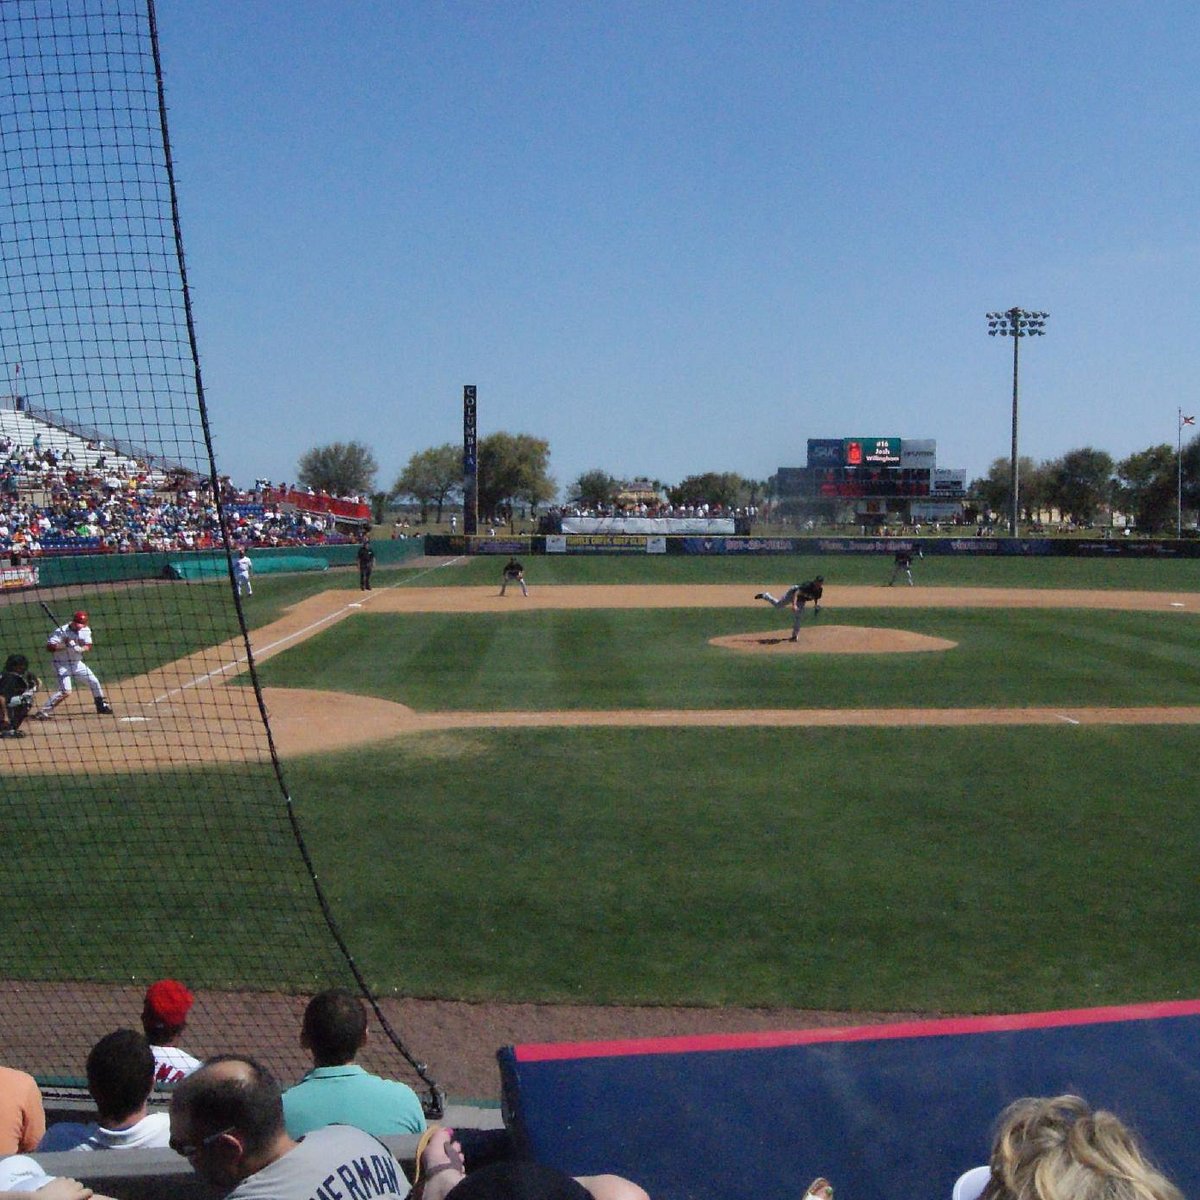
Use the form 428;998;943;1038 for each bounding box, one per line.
463;384;478;535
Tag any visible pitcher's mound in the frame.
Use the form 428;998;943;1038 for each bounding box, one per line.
711;625;958;654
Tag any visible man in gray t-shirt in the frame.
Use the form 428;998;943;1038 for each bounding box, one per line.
170;1055;410;1200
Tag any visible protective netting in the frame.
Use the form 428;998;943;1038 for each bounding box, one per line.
0;1;439;1111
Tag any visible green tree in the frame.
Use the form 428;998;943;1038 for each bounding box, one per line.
1045;448;1115;525
393;443;461;522
296;441;377;496
477;432;555;522
571;469;620;509
1115;444;1176;532
667;472;745;509
969;456;1039;521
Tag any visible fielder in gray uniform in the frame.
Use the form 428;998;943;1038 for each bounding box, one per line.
755;576;824;641
500;557;528;597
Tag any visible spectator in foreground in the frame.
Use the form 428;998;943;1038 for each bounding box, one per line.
282;989;425;1138
412;1127;650;1200
0;1154;115;1199
0;1066;45;1153
38;1030;169;1151
170;1055;411;1199
952;1093;1182;1200
141;979;201;1085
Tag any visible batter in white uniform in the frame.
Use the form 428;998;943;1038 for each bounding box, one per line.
36;610;114;718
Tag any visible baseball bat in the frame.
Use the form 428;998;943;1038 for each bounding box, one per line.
38;600;62;628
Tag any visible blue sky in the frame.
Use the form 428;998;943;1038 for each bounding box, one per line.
155;1;1200;497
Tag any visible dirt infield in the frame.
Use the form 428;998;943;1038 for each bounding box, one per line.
0;979;929;1104
10;583;1199;773
710;626;960;653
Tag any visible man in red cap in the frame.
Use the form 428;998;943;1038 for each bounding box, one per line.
142;979;201;1086
35;610;114;719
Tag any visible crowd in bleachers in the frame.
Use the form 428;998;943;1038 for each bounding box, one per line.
558;501;760;521
0;410;361;557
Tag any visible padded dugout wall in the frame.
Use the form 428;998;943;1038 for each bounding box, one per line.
499;1000;1200;1200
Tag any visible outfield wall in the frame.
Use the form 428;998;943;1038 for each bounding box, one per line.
27;538;424;588
426;533;1200;558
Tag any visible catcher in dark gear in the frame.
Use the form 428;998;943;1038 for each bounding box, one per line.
0;654;40;737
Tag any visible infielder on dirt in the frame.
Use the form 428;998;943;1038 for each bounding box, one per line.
500;556;528;597
35;610;114;719
755;576;824;641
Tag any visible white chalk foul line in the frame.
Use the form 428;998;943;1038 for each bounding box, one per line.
1056;713;1081;725
152;602;358;705
150;558;469;706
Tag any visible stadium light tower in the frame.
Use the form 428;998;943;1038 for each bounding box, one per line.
986;307;1048;537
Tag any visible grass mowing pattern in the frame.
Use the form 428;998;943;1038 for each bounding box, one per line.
287;725;1200;1011
252;608;1200;710
13;561;1194;1018
4;765;332;992
24;726;1191;1013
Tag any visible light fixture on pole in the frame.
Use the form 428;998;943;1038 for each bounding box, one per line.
987;308;1048;536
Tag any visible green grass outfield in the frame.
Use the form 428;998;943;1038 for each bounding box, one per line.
25;726;1200;1012
16;554;1200;1014
252;607;1200;710
15;552;1198;684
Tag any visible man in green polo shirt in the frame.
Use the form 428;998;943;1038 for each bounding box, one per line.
281;990;425;1138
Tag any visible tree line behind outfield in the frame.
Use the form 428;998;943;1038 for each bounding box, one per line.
293;434;1200;533
972;441;1200;531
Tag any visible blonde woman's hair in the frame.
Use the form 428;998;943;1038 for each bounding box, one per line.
980;1094;1182;1200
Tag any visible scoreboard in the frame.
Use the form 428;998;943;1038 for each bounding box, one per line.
807;437;902;467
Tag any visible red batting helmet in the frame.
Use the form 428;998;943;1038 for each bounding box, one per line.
72;610;88;625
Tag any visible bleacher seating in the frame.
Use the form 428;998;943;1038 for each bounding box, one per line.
0;406;365;555
0;408;139;477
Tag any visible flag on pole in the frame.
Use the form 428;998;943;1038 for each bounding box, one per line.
1182;414;1196;427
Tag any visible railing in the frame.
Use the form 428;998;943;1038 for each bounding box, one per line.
262;486;371;522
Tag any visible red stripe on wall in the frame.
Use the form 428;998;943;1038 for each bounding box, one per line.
512;999;1200;1063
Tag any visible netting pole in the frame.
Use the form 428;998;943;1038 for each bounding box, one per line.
143;0;444;1116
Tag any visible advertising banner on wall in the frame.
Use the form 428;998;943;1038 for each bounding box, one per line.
932;469;967;496
900;439;936;467
806;438;844;466
0;564;37;590
561;517;735;535
909;502;965;520
549;534;655;553
680;537;805;554
844;437;901;465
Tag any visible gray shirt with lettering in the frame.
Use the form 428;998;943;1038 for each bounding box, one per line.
228;1124;410;1200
